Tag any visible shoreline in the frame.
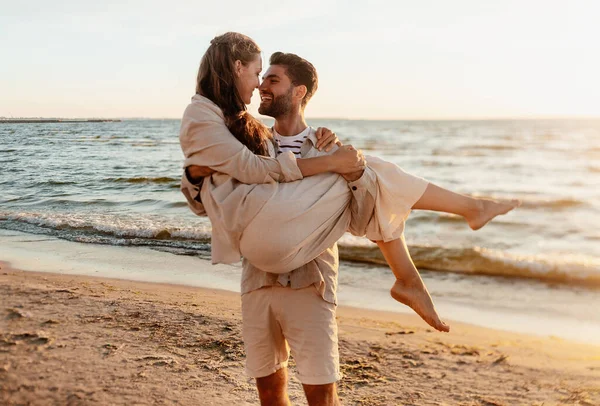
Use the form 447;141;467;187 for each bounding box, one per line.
2;264;599;405
1;228;599;344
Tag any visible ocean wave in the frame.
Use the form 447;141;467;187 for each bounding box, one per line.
431;148;488;157
337;243;600;287
109;176;179;184
3;210;599;288
28;198;123;208
420;160;456;168
163;201;189;208
464;192;587;211
45;180;78;186
0;212;211;244
429;212;524;227
73;137;111;143
468;144;519;151
519;197;585;209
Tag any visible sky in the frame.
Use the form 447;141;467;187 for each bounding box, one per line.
1;0;599;120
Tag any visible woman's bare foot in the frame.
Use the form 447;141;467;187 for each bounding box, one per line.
467;198;521;231
390;279;450;332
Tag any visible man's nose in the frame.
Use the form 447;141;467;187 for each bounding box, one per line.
258;81;267;91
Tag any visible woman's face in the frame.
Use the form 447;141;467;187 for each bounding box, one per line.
235;54;262;105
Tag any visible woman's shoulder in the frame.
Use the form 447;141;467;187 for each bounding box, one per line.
183;94;225;123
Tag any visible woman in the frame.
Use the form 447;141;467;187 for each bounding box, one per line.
180;32;518;332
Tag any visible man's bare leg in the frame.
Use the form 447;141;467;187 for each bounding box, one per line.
413;183;520;230
256;368;291;406
303;382;341;406
376;236;450;332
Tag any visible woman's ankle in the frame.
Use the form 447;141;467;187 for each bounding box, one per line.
393;274;423;289
464;198;484;220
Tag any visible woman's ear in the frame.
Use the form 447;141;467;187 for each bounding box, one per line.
234;60;243;77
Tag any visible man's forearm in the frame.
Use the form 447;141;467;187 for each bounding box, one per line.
296;156;337;177
297;145;365;177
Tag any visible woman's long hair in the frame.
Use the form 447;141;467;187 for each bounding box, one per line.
196;32;271;156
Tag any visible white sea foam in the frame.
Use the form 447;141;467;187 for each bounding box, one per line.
337;241;600;287
2;209;599;286
0;211;212;242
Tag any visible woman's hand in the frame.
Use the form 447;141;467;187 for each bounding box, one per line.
315;127;343;152
330;145;366;174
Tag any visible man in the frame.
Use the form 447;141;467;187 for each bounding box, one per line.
244;52;377;406
183;52;377;406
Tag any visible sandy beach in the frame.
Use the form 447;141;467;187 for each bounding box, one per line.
2;260;599;406
3;3;600;404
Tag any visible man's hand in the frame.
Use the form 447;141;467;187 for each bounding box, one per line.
315;127;343;152
186;165;216;184
330;145;366;174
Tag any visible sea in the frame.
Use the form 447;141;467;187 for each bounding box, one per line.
1;118;599;343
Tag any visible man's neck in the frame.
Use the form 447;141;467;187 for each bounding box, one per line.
273;111;308;136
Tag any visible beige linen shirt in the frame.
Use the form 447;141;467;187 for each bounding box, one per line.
241;129;377;305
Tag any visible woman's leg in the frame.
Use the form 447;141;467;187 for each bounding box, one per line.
412;183;520;230
376;236;450;332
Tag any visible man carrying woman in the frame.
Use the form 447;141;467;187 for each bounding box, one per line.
180;32;518;405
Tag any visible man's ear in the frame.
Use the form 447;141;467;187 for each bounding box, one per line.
234;60;243;77
294;84;307;102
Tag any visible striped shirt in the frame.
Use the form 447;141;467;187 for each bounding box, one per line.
274;127;310;157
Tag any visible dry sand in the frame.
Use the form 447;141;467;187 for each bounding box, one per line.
1;262;599;406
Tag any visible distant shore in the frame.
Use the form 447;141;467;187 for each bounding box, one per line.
0;119;121;123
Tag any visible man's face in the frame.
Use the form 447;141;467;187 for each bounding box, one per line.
258;65;295;118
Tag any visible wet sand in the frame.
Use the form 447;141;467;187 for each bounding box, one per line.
2;262;599;405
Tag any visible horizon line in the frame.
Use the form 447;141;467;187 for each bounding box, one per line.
3;115;600;122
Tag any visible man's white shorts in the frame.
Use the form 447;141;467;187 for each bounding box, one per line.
241;284;340;385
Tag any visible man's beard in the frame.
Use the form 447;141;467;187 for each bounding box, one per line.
258;88;293;118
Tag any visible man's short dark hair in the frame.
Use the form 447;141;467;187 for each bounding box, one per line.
269;52;318;107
